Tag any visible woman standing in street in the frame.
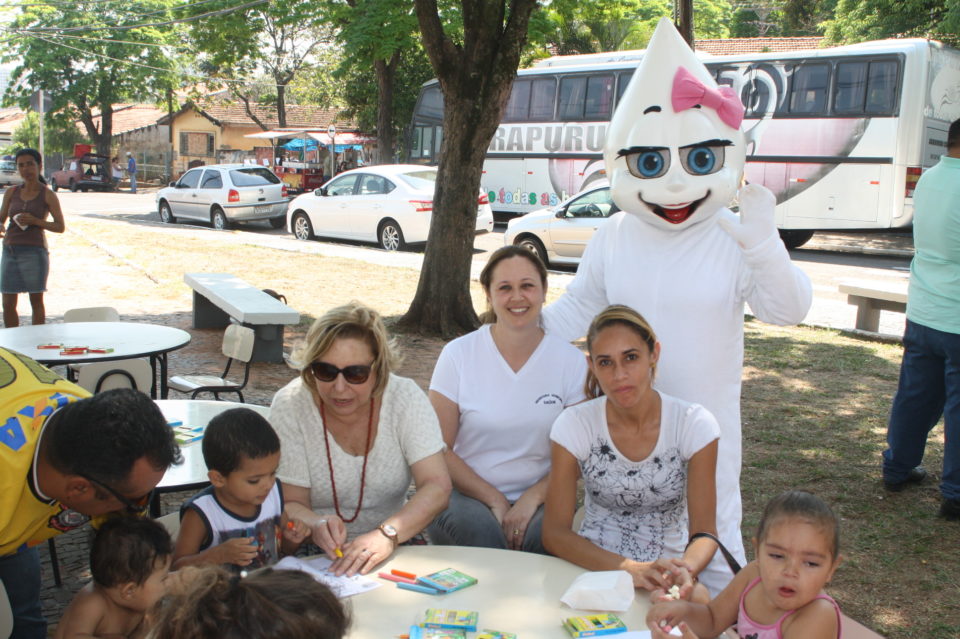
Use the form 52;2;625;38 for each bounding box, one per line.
0;148;64;327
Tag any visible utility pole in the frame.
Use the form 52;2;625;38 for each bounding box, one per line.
676;0;694;47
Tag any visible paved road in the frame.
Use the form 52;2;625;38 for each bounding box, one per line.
50;189;913;338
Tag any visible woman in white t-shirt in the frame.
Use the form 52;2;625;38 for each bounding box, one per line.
271;302;451;576
543;305;720;599
428;246;588;553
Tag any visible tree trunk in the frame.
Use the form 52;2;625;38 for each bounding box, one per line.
677;0;694;46
277;82;287;128
374;52;400;164
80;105;112;156
399;0;537;337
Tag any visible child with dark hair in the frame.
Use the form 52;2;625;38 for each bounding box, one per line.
172;408;309;570
54;517;173;639
149;566;349;639
646;490;844;639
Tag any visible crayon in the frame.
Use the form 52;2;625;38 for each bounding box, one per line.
396;581;440;595
377;572;417;585
391;569;417;579
334;548;344;558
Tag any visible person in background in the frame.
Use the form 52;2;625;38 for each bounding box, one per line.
172;408;310;570
646;490;843;639
427;246;587;553
112;156;124;188
543;305;720;598
0;349;181;639
54;518;173;639
270;302;450;576
882;117;960;521
0;148;64;327
148;566;349;639
126;151;137;194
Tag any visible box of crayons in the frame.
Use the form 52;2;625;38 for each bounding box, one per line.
476;630;517;639
417;568;478;593
562;613;627;638
423;609;479;632
409;627;466;639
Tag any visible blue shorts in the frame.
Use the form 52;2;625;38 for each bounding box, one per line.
1;244;49;294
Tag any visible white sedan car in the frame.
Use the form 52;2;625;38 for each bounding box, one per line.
286;164;494;251
156;164;288;229
504;183;619;267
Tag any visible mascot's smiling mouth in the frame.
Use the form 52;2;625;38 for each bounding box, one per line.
639;191;711;224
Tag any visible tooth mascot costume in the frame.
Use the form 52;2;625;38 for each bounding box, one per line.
543;19;813;594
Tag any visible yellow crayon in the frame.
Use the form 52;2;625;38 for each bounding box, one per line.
335;548;344;558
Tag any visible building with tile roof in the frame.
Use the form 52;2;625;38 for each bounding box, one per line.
694;36;824;55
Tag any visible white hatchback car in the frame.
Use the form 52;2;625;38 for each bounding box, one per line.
504;183;619;267
156;164;288;229
286;164;494;251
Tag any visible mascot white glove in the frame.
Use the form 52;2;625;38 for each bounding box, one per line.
718;183;777;250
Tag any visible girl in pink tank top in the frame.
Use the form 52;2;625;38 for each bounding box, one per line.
0;148;65;326
646;490;844;639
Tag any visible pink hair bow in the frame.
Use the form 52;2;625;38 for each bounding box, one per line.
671;66;745;130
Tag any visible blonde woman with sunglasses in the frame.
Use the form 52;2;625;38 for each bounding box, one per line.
270;302;451;577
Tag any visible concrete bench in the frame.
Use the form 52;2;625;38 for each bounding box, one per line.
839;280;908;333
184;273;300;363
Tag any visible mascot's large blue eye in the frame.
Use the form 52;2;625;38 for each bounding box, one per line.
679;145;725;176
625;149;670;179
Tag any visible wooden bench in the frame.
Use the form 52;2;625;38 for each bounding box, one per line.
184;273;300;363
838;280;908;333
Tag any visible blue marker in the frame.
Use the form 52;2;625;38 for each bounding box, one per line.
396;581;441;595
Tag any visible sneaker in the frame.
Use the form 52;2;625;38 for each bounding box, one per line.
883;466;927;492
940;498;960;521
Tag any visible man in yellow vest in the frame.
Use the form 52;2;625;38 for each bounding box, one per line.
0;347;181;638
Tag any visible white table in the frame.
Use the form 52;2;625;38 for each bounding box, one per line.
151;400;270;516
0;322;191;398
346;545;652;639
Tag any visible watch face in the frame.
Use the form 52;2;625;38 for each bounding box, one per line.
382;524;398;537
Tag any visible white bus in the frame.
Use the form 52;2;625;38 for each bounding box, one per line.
407;38;960;247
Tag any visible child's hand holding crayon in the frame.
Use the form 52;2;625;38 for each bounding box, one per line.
212;537;258;566
280;513;311;544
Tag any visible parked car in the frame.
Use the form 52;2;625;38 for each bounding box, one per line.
504;183;618;267
286;164;494;251
0;159;23;187
49;154;114;192
156;164;288;229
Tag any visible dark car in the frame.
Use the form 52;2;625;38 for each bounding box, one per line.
50;154;114;192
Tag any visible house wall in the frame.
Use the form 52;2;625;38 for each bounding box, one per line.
221;124;261;151
114;124;169;156
170;110;221;174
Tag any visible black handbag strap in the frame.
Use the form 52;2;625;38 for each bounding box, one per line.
686;532;742;575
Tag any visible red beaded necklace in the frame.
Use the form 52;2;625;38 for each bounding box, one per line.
319;398;374;523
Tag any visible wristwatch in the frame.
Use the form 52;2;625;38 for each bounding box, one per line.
378;523;399;547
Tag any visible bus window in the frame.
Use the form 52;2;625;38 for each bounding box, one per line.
788;63;829;114
505;78;556;121
529;78;557;120
616;71;633;106
421;127;435;159
865;60;898;114
560;74;614;120
585;75;614;119
505;80;532;121
559;76;587;119
834;61;868;113
419;86;444;120
410;127;423;158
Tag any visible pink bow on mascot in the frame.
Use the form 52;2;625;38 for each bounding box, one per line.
543;18;813;595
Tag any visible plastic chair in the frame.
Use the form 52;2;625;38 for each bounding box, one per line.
63;306;120;322
168;324;255;402
75;359;154;393
155;512;181;538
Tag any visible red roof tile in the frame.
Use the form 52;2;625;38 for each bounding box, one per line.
695;37;823;55
196;103;355;130
89;104;167;135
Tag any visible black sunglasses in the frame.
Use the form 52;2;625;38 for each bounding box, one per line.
80;473;151;515
309;361;372;385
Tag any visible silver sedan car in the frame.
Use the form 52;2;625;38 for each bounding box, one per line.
156;164;288;229
504;183;619;267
